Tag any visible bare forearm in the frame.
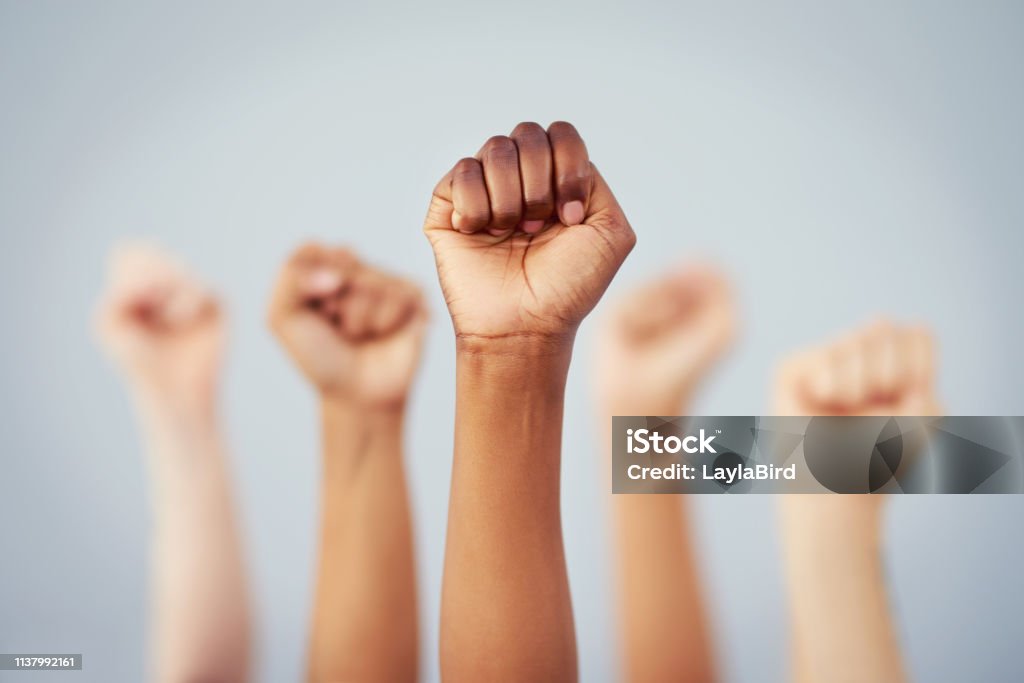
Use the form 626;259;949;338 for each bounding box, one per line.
139;404;250;683
308;400;417;683
604;402;716;683
781;501;906;683
441;340;577;682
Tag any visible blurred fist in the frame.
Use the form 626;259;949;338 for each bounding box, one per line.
776;321;940;527
94;244;223;411
424;121;636;346
596;265;735;414
774;320;940;417
268;244;427;409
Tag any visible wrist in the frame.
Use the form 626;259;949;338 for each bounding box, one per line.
134;389;219;441
320;394;405;430
456;336;573;398
455;329;576;358
317;380;412;413
781;496;883;544
319;396;405;482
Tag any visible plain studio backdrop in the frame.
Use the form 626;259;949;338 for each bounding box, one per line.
1;2;1022;681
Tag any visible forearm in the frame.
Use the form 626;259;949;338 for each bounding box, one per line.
138;400;250;683
781;499;906;683
441;339;577;682
603;402;716;683
308;399;417;683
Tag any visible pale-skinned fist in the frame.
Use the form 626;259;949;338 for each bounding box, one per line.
423;121;636;347
268;244;427;410
776;320;940;521
596;265;735;414
94;243;224;415
775;320;939;418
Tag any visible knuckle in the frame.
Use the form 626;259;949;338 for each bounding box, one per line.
482;136;517;162
453;157;481;178
547;120;579;137
293;241;325;262
511;121;546;140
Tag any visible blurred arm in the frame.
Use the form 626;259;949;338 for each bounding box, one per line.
604;403;717;683
781;499;906;683
139;399;251;683
307;399;417;683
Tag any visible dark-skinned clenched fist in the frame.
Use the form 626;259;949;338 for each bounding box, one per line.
424;122;636;346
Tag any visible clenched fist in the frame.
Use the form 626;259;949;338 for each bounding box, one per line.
424;122;636;347
94;243;223;413
596;265;735;414
774;320;939;417
776;320;940;517
268;244;427;409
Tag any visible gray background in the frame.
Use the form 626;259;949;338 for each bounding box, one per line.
1;1;1022;681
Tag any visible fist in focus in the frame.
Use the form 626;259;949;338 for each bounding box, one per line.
268;244;427;409
774;320;940;417
94;243;223;411
596;265;735;414
424;121;635;348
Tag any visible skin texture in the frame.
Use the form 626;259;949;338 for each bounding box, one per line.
596;265;734;683
425;121;635;682
268;244;425;683
94;244;250;683
775;320;939;683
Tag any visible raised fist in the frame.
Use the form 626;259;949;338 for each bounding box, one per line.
774;320;939;417
268;244;427;409
596;265;735;414
423;121;636;347
776;321;931;682
94;243;223;412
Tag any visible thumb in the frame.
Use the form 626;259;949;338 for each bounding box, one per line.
268;250;347;331
424;169;456;238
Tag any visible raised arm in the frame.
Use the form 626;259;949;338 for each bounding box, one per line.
424;121;636;681
268;244;426;683
595;265;734;683
774;320;939;683
94;244;250;683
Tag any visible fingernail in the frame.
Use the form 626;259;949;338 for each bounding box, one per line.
562;201;584;226
306;268;342;293
488;227;511;237
523;220;545;234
